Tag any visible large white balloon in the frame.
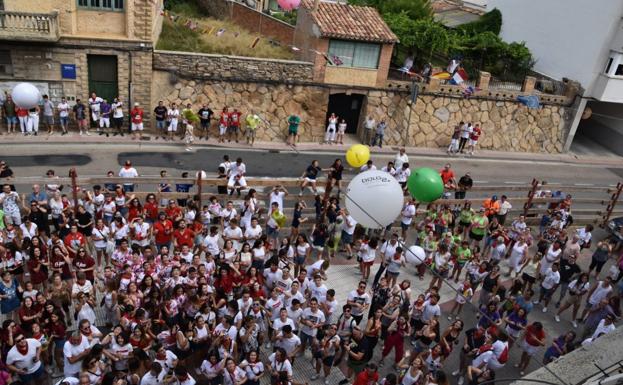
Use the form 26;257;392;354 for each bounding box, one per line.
11;83;41;109
405;245;426;266
345;170;404;229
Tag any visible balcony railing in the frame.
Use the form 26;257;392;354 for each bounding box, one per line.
0;11;60;42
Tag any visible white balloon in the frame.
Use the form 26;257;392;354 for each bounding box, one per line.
405;245;426;266
11;83;41;109
345;170;404;229
196;170;207;179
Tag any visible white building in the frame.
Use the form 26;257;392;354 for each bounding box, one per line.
488;0;623;153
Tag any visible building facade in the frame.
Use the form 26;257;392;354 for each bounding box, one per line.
488;0;623;153
0;0;163;119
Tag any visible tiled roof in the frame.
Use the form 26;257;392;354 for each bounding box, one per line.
301;0;398;43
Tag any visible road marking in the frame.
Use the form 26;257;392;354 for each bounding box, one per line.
547;182;561;185
504;181;524;184
610;184;617;187
574;183;595;186
474;180;489;183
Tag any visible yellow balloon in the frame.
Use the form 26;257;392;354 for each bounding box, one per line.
346;144;371;167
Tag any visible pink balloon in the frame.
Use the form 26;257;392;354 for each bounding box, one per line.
277;0;300;11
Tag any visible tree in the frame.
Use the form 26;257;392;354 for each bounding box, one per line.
383;15;449;62
349;0;432;20
457;8;502;36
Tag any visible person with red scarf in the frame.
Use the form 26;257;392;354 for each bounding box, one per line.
353;363;379;385
165;200;183;223
143;193;159;223
72;248;96;282
130;102;144;140
6;332;46;385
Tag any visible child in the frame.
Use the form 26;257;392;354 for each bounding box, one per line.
448;281;473;320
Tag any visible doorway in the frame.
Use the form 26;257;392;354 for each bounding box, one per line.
326;93;364;135
87;55;118;102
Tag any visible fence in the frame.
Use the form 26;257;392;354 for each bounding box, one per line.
3;173;621;230
0;10;60;42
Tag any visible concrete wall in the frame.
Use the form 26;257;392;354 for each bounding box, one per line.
153;50;314;83
489;0;623;96
516;326;623;385
76;9;127;37
324;66;379;88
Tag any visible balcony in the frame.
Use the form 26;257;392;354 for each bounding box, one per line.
591;73;623;103
0;11;60;42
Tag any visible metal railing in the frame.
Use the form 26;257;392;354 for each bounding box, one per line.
0;10;60;42
489;77;523;91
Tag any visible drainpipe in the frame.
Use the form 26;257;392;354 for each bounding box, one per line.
128;51;133;131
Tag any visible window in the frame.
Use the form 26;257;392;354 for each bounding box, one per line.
605;58;613;74
0;50;13;76
77;0;123;11
328;39;381;69
616;64;623;76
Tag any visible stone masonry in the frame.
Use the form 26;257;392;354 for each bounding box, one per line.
153;50;314;83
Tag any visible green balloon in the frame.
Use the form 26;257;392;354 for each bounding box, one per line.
407;167;444;202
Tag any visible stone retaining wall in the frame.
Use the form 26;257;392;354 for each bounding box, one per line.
151;70;569;153
153;50;313;83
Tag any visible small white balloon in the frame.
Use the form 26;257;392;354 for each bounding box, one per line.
405;245;426;266
345;170;404;229
11;83;41;109
196;170;207;179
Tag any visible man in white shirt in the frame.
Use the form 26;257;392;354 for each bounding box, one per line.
140;362;166;385
496;195;513;225
6;334;44;382
394;148;409;170
227;157;247;194
57;97;70;135
299;297;325;353
459;122;473;153
88;92;103;124
118;160;138;192
274;325;301;361
395;163;411;191
401;198;416;240
534;262;560;313
269;186;288;211
346;281;371;324
63;331;91;378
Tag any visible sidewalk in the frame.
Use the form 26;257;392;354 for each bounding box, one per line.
1;132;622;167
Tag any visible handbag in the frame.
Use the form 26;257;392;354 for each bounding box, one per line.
106;239;115;255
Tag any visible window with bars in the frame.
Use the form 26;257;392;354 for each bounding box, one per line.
328;39;381;69
77;0;123;11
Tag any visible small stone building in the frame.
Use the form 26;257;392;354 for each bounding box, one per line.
294;0;398;88
0;0;163;118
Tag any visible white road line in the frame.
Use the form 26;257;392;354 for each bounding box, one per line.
547;182;561;185
504;181;524;184
474;180;489;183
610;184;617;187
573;183;595;186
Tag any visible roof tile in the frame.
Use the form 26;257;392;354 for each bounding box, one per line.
301;0;398;43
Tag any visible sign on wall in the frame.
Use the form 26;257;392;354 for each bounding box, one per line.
61;64;76;79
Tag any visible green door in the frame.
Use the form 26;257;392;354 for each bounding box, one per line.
87;55;118;103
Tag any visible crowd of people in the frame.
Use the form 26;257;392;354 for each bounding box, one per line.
0;151;620;385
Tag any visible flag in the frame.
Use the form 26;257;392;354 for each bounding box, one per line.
450;68;468;85
250;37;260;49
331;55;343;66
322;53;335;66
291;46;300;51
207;26;215;35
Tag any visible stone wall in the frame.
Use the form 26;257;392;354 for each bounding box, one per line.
153;50;314;83
151;70;568;153
368;92;567;153
151;71;329;141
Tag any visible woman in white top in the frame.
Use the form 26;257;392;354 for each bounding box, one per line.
358;238;378;281
200;351;225;385
507;236;528;277
251;239;267;271
325;113;338;144
294;234;311;277
336;119;347;145
398;355;425;385
221;240;238;264
222;357;246;385
168;104;180;138
241;350;265;385
48;191;64;228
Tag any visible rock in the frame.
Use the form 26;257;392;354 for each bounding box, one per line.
414;132;426;146
420;113;431;123
381;97;391;107
179;86;194;100
490;108;501;123
414;100;426;114
257;86;268;94
174;83;183;90
432;97;444;109
425;103;434;115
481;110;489;122
433;107;450;122
447;103;460;113
420;122;433;135
188;81;196;87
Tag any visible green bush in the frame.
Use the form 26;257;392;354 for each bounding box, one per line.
270;10;297;26
457;8;502;36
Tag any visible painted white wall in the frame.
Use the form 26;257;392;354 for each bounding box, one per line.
488;0;623;96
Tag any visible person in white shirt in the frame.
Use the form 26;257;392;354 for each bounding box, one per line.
299;297;325;353
340;210;357;259
395;163;411;191
381;161;396;176
140;362;166;385
401;199;416;240
584;314;616;346
168;103;180;138
459;122;473;153
273;325;301;361
57;97;70;135
63;331;91;378
88;92;103;123
534;262;560;313
394;148;409;170
269;186;288;211
360;160;376;172
6;334;44;382
268;348;293;383
111;97;125;136
346;281;371;324
118;160;138;192
228;157;247;194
